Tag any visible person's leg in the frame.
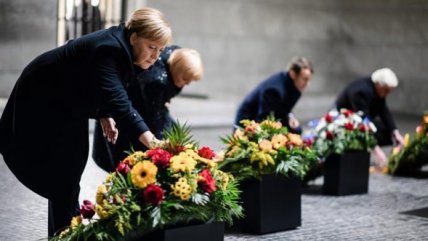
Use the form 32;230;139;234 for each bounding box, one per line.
48;184;80;237
47;118;88;237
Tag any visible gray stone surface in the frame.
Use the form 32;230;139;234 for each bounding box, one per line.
0;98;427;241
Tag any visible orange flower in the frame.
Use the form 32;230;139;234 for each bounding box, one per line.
423;115;428;124
271;134;288;149
287;133;303;146
259;139;273;152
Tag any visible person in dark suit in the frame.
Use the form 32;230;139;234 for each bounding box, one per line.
92;46;204;172
235;56;314;133
335;68;404;167
0;7;172;236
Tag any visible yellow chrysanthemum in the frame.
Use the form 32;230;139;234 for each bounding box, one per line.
259;139;273;152
123;151;145;166
104;173;115;183
260;120;282;129
271;134;288;149
170;177;192;200
131;161;158;189
96;204;109;219
287;133;303;146
95;184;108;205
184;149;199;158
70;215;82;229
216;170;231;189
169;153;197;173
250;152;275;169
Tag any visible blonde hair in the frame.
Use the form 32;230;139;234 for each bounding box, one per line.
168;48;204;82
126;7;172;46
371;68;398;87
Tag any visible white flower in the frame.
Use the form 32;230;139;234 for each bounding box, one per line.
315;120;327;132
369;122;377;132
352;114;362;123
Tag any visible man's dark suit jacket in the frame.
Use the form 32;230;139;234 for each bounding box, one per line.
335;77;397;144
235;71;301;130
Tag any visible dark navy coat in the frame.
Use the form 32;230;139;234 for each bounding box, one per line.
335;77;397;144
0;24;148;199
92;45;182;172
235;71;301;130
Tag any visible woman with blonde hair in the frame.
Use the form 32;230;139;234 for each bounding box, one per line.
0;7;172;236
92;46;204;172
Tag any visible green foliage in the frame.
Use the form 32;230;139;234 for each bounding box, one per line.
162;121;197;154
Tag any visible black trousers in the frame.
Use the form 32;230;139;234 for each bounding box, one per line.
373;119;394;146
48;184;80;237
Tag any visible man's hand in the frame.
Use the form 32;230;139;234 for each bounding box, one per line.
392;129;404;146
288;113;300;129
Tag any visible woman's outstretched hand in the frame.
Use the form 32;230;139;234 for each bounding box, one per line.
100;117;119;144
138;131;162;149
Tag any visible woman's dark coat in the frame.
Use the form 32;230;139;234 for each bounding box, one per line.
0;24;149;199
92;45;182;172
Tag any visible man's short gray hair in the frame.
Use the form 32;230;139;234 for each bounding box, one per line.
371;68;398;87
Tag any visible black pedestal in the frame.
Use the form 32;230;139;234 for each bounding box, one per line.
323;151;370;196
127;222;224;241
239;175;301;234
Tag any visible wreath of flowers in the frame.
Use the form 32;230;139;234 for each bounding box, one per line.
388;112;428;175
51;123;242;241
218;118;317;181
308;108;378;158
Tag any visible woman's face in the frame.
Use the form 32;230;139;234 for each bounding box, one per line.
130;33;165;69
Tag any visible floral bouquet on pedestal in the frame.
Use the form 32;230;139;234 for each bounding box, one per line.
388;112;428;176
309;108;378;158
301;109;378;183
218;118;317;181
51;123;243;241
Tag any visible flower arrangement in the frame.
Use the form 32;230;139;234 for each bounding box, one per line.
309;109;378;158
218;118;318;181
51;123;243;241
388;112;428;175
